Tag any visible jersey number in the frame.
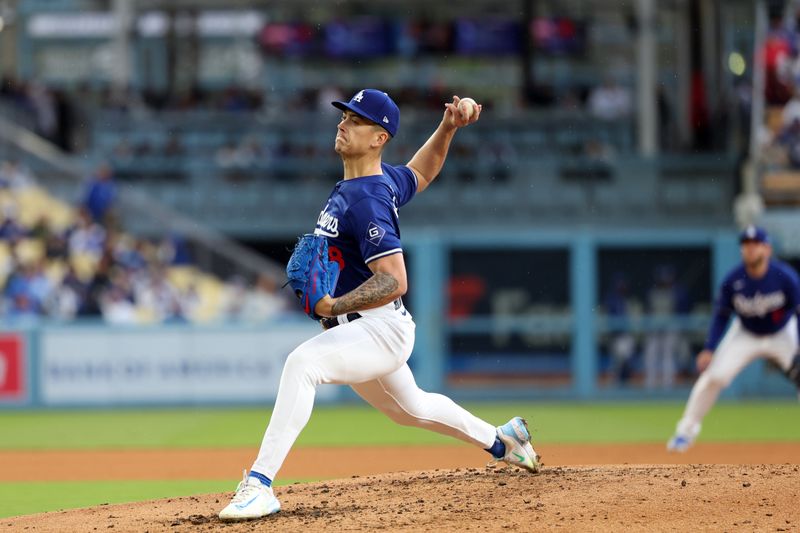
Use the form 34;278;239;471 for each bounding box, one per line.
329;245;345;270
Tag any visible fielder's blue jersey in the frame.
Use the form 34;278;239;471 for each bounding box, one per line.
705;259;800;350
313;162;417;297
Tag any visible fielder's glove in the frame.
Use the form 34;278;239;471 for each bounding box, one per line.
286;234;340;320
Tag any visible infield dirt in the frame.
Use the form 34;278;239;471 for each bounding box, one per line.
3;443;800;531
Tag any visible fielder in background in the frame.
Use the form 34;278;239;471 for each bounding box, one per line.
667;225;800;452
219;89;540;521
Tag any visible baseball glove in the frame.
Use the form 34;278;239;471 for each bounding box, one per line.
286;234;340;320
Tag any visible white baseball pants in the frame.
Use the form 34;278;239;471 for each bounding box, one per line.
675;315;798;439
250;302;498;480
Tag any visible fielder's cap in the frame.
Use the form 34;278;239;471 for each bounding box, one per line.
332;89;400;137
739;225;769;244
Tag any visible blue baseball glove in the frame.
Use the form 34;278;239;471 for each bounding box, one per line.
286;234;340;320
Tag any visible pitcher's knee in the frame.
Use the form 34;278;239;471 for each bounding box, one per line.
280;347;319;385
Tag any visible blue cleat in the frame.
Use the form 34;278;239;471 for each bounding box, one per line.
666;434;693;452
492;417;541;473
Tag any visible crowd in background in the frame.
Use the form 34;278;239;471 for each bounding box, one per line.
0;159;293;325
760;5;800;170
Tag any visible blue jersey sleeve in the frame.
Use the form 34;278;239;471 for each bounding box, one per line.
381;163;417;207
348;196;403;264
782;264;800;309
781;264;800;342
705;278;734;351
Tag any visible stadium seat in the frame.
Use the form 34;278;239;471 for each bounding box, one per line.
762;171;800;205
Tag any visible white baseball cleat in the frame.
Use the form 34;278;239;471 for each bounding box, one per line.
219;470;280;521
666;434;693;452
492;417;541;473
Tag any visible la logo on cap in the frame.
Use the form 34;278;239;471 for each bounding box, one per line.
354;90;364;102
746;226;756;238
383;116;389;123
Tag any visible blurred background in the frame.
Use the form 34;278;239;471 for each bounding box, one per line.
0;0;798;408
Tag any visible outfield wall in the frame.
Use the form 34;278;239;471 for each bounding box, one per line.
2;228;796;409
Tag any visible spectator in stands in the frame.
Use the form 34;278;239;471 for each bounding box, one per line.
67;208;107;258
166;233;192;265
215;136;263;182
317;85;345;114
3;262;47;316
5;293;40;324
0;245;17;285
240;274;288;322
775;116;800;168
764;14;794;106
643;265;692;390
220;275;248;321
0;206;27;242
30;215;53;242
44;231;69;261
101;284;138;325
135;267;181;323
45;266;83;321
588;77;632;121
0;160;34;190
177;283;201;322
82;163;117;225
78;252;113;317
782;88;800;123
27;260;53;313
603;273;637;385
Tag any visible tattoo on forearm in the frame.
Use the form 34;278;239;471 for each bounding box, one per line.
331;272;398;315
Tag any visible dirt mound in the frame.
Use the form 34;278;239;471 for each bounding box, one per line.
6;464;800;532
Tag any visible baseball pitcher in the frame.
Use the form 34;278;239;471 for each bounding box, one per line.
667;225;800;451
219;89;540;521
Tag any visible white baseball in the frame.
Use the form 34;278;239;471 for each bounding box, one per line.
458;97;477;121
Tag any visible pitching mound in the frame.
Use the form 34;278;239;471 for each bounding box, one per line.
6;463;800;532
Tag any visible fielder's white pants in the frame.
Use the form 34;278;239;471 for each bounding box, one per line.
675;316;798;439
251;302;498;480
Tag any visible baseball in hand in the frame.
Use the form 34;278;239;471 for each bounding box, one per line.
458;97;477;121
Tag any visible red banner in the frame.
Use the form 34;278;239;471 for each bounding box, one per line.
0;334;24;399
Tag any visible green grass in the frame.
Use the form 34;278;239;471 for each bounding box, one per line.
0;478;309;519
1;401;799;450
1;401;798;518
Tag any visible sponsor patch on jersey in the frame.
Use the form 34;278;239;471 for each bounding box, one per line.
366;222;386;246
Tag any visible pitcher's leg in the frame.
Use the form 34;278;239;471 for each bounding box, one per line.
251;321;408;479
351;364;497;448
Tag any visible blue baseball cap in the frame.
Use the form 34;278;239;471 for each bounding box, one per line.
739;225;769;244
332;89;400;137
